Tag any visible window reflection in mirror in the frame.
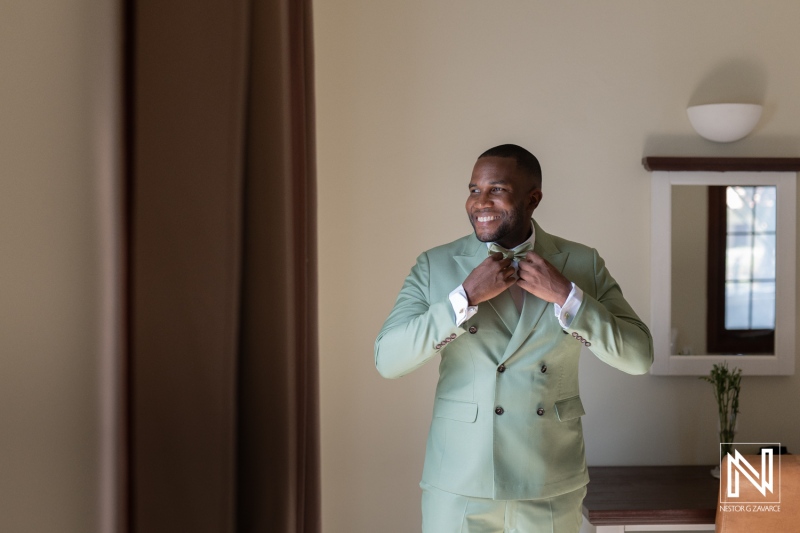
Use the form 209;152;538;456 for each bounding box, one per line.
671;185;776;356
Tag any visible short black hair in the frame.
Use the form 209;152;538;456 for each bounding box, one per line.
478;144;542;188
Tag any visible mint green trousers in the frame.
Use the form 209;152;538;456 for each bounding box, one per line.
421;482;586;533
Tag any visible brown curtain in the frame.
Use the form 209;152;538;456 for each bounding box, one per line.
126;1;319;532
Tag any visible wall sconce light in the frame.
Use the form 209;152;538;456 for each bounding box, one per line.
686;103;763;143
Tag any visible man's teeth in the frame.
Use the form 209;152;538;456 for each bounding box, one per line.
477;216;499;222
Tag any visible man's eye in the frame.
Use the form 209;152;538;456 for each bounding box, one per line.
492;187;504;193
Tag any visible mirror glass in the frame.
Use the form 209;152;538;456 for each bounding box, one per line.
671;185;777;356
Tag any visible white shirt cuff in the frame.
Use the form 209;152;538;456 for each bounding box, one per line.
449;285;479;327
554;283;582;328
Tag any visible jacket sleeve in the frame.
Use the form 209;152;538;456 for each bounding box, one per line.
374;252;464;379
568;248;654;375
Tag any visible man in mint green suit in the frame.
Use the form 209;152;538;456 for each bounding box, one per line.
375;144;653;532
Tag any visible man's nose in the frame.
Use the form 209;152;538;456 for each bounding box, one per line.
474;192;492;207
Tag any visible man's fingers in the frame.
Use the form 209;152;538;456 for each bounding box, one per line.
517;260;538;277
486;254;513;269
519;253;551;273
522;250;543;263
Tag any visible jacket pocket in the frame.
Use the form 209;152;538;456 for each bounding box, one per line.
554;395;585;422
433;397;478;423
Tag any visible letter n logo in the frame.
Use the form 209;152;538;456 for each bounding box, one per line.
727;449;773;498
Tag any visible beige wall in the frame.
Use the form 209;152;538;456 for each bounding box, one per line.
314;1;800;531
0;1;120;532
672;185;709;355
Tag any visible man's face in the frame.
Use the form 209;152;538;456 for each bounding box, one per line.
465;156;541;248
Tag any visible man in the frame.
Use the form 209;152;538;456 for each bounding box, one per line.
375;144;653;532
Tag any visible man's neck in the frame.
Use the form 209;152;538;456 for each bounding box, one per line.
491;221;535;250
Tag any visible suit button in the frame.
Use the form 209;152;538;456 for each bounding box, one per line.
449;333;457;340
495;406;504;415
540;364;547;373
536;408;545;416
497;364;506;373
435;343;442;349
468;326;478;334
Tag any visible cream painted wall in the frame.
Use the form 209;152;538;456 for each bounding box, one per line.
672;185;708;355
315;1;800;532
0;1;120;532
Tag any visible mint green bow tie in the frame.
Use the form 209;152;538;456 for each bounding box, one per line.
488;242;533;261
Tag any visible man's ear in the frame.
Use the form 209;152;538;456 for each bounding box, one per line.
528;188;543;212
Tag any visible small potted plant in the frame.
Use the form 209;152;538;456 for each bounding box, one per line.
700;362;742;478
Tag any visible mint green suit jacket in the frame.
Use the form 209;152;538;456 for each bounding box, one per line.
375;219;653;500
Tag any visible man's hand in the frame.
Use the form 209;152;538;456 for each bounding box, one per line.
462;252;516;305
517;252;572;306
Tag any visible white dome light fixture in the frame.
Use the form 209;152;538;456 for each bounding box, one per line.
686;103;763;143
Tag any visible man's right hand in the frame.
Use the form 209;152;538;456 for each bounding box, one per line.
462;252;516;306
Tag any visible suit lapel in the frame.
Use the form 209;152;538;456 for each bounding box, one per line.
487;292;519;335
453;235;485;278
501;220;569;363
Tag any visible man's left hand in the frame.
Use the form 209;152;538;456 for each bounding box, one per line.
517;252;572;306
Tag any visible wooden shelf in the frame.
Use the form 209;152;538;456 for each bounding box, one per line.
642;157;800;172
583;465;719;526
